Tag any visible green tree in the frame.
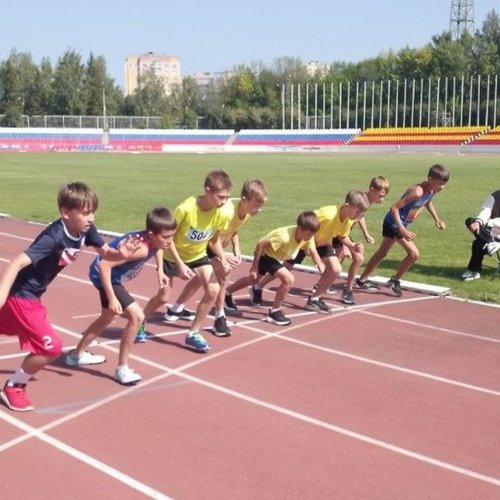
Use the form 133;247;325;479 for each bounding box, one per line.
52;49;85;115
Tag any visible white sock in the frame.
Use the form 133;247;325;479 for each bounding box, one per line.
214;309;225;319
171;303;184;313
8;367;31;386
270;308;281;314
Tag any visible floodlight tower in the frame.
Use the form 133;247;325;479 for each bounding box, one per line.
449;0;475;39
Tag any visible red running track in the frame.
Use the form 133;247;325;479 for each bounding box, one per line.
0;217;499;499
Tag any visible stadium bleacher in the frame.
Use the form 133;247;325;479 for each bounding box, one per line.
468;126;500;146
348;126;488;146
1;126;499;153
108;129;234;151
232;129;360;148
0;127;103;152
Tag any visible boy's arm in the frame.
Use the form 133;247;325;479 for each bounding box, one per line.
305;245;325;274
230;232;242;263
357;217;374;244
98;245;149;314
250;239;270;280
0;252;32;308
155;249;169;288
425;200;446;229
167;242;195;280
210;232;233;270
390;186;423;240
339;235;364;254
97;259;122;314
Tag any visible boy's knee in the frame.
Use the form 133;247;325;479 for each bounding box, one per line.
281;273;294;288
408;249;420;262
133;310;145;325
206;282;220;300
352;251;364;264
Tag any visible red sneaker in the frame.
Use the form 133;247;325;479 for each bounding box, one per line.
0;382;34;412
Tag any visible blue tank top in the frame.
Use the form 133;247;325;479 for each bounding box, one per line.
89;230;156;287
384;187;434;228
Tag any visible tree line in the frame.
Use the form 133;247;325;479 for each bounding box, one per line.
0;10;499;129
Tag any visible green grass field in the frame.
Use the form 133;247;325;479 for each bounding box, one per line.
0;152;498;303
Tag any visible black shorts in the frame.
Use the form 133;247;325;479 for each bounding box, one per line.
163;255;211;277
258;255;284;276
96;283;135;310
206;247;216;259
288;244;336;265
382;221;404;239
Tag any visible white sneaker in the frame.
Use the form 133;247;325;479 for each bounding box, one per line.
483;241;500;255
65;350;106;367
461;269;481;281
115;366;142;385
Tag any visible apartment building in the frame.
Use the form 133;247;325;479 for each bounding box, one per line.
124;52;182;96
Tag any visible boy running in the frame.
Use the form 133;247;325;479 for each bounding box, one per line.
0;182;125;411
225;211;322;326
357;164;449;296
141;170;232;352
65;207;177;385
163;179;268;337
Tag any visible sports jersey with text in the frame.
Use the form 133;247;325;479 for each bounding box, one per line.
165;196;229;263
10;219;105;300
89;230;156;287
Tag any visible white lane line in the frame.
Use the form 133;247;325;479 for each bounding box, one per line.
0;410;172;499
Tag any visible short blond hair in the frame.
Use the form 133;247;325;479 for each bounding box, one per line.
344;189;370;212
369;176;390;193
241;179;268;203
204;169;232;191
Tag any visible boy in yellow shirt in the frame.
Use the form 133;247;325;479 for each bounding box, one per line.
225;211;322;326
167;179;268;337
140;170;232;352
258;190;370;308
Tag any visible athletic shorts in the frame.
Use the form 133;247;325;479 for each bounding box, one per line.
288;244;336;265
258;255;283;276
0;295;62;356
382;221;404;239
163;255;211;277
96;283;135;310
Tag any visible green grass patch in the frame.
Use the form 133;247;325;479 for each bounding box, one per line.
1;152;499;303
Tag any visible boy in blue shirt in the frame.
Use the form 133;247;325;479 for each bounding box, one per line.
0;182;125;411
65;207;177;385
357;164;449;296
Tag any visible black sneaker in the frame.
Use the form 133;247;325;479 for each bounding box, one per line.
164;307;196;322
212;316;232;337
355;277;379;290
266;309;291;326
387;277;403;297
250;285;263;306
305;297;331;313
342;288;355;305
224;294;238;311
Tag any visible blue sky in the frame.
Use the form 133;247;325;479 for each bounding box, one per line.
2;0;498;89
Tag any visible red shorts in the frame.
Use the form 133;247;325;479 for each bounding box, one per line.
0;296;62;356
